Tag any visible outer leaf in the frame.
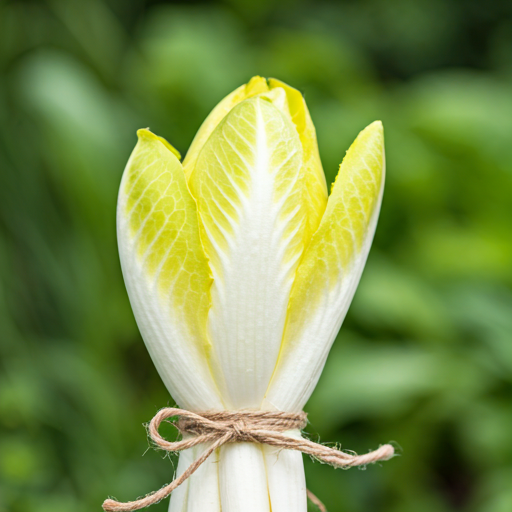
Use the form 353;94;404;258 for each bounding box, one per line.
189;97;307;409
117;129;223;411
264;121;385;412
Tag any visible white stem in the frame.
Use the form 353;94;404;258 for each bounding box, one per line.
264;431;307;512
219;443;270;512
168;443;192;512
186;443;221;512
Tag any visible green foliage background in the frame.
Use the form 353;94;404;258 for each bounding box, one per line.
1;0;511;511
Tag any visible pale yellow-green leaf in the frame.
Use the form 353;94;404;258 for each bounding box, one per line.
120;128;212;351
265;121;385;411
183;76;269;179
189;96;308;408
288;120;384;309
268;78;328;241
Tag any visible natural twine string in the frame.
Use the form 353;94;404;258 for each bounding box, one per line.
103;408;394;512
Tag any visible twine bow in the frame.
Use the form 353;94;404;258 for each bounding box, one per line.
103;408;395;512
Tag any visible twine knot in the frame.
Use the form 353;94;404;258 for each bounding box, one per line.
103;408;394;512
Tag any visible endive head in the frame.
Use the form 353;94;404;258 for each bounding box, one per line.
117;76;385;412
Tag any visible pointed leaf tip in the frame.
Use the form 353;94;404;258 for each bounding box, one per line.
136;128;181;161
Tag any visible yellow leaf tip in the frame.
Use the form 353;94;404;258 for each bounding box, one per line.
244;76;270;96
364;120;384;133
356;120;384;148
136;128;182;161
